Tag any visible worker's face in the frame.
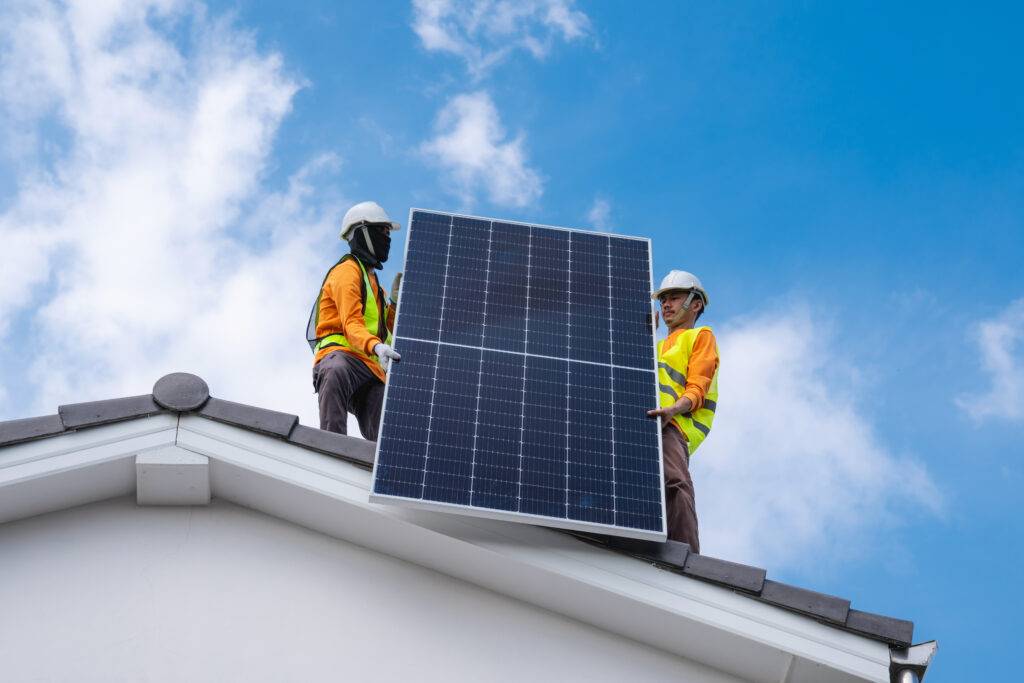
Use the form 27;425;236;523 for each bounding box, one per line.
359;224;391;262
659;290;701;326
370;225;392;261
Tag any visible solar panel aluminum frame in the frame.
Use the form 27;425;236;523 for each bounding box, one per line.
369;208;667;542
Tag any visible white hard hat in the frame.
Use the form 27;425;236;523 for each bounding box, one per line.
652;270;709;307
340;201;401;241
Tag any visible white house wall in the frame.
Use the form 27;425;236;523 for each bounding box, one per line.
0;497;744;683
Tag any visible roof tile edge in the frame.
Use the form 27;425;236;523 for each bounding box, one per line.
196;397;298;438
288;424;375;468
847;609;914;648
759;579;851;625
58;394;166;429
0;414;66;447
683;553;766;593
564;532;913;647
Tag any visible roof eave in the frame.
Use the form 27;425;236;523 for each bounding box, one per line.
1;413;895;682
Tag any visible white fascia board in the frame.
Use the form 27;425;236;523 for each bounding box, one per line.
177;416;890;683
0;414;177;523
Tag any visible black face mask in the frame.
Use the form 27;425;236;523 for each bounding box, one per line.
350;224;391;268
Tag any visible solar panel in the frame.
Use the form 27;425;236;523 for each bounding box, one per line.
370;210;665;541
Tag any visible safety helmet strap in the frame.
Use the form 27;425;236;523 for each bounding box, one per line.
361;225;376;258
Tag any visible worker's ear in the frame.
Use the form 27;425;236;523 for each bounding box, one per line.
691;298;704;314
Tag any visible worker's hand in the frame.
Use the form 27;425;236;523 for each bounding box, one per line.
373;342;402;372
390;272;403;305
652;310;660;330
647;397;693;428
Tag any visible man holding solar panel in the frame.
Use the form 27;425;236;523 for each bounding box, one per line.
306;201;403;440
647;270;719;552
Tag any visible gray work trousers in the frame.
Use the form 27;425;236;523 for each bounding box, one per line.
663;424;700;552
312;350;384;441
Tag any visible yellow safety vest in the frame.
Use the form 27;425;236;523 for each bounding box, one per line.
307;255;393;362
656;325;719;454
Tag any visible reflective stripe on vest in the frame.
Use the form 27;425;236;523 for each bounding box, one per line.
656;325;719;454
311;256;392;363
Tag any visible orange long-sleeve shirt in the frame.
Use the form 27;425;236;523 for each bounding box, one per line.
313;257;396;383
661;327;719;413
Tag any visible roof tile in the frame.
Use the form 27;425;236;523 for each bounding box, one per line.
197;397;297;437
682;553;766;593
58;395;165;429
0;414;65;447
759;580;850;625
605;537;691;568
845;608;913;648
288;424;375;467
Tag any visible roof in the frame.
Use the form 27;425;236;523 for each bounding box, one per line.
1;373;376;468
0;372;928;682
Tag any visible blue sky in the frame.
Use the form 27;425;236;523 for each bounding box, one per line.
1;2;1022;678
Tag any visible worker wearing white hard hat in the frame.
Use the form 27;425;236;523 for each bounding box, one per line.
306;201;403;439
646;270;720;551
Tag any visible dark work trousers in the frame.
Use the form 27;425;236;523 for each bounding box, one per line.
312;350;385;441
663;423;700;552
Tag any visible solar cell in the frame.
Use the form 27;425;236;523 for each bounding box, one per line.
371;209;665;540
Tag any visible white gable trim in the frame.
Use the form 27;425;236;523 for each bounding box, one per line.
0;414;177;523
0;414;891;683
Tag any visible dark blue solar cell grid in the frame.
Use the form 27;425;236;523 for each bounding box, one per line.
439;216;490;347
483;222;529;352
609;237;654;369
473;350;524;511
396;212;450;341
569;231;612;365
520;354;569;518
567;363;614;524
612;366;663;529
374;211;663;537
373;337;436;499
527;227;570;358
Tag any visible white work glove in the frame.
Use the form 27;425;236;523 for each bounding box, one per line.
373;342;401;372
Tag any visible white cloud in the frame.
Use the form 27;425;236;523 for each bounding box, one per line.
411;0;591;78
0;0;353;431
420;91;542;208
695;308;941;571
412;2;581;209
958;298;1024;421
586;197;612;230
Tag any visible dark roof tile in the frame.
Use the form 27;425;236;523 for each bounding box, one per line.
288;424;375;467
58;395;165;429
683;553;766;593
197;397;297;437
152;372;210;411
759;580;850;625
845;608;913;648
604;537;691;568
0;414;66;447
